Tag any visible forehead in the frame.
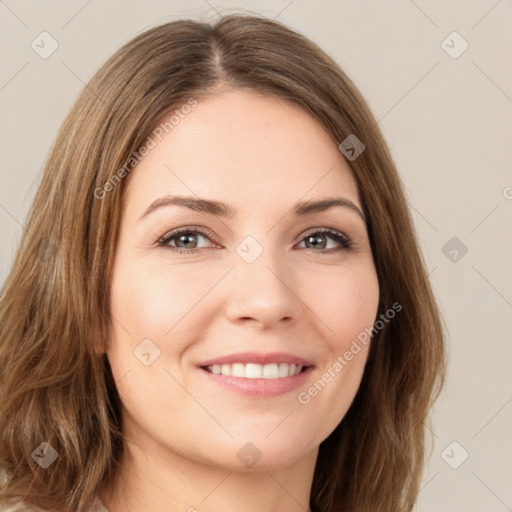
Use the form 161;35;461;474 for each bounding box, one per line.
123;89;361;217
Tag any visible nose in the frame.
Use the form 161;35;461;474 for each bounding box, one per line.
223;243;303;329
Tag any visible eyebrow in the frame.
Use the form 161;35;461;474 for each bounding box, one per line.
137;194;367;223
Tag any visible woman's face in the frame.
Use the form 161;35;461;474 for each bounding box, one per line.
106;89;379;471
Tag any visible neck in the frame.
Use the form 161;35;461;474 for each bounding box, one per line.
99;434;318;512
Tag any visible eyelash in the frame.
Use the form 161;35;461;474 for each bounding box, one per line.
156;226;354;255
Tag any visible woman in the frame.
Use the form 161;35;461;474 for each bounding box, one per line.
0;13;446;512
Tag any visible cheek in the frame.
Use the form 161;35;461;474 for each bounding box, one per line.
108;258;224;380
314;266;378;412
307;263;380;349
110;259;210;339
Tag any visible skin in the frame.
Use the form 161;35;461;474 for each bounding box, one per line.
98;89;380;512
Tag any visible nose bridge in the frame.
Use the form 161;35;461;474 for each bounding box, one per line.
236;233;289;293
224;233;301;325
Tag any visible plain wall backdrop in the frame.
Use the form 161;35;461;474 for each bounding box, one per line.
1;1;511;510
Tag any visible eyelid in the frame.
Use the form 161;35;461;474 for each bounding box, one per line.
301;226;348;240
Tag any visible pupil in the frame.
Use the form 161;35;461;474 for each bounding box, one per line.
178;234;196;248
308;235;326;249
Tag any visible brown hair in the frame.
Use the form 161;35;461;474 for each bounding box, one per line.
0;12;446;512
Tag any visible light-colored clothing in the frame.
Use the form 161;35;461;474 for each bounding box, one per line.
91;496;109;512
93;495;110;511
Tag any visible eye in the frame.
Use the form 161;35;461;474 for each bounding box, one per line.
157;227;216;253
296;228;353;252
156;227;354;254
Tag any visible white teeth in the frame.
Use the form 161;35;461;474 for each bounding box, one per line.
205;363;304;379
278;363;289;377
231;363;245;377
246;363;262;378
262;363;278;379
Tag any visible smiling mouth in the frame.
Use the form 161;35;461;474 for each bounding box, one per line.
201;362;309;379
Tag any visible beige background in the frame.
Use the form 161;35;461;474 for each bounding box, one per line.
1;1;511;510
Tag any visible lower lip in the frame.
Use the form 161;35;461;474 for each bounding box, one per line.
198;366;314;398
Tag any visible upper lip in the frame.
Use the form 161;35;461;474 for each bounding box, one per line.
197;351;315;368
